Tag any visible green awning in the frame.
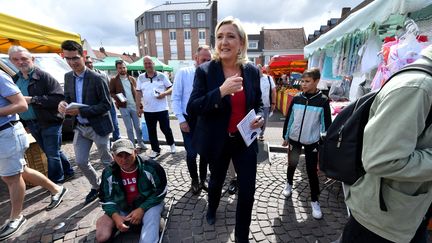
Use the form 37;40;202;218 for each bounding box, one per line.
127;57;173;72
93;56;122;71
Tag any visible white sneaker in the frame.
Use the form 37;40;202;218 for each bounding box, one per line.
148;150;160;158
311;201;323;219
282;183;292;197
170;144;176;154
137;141;147;150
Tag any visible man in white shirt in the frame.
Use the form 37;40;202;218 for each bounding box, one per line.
135;56;175;158
171;46;211;194
258;65;276;141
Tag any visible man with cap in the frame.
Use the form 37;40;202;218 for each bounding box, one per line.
96;138;167;243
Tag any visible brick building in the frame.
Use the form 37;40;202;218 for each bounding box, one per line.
135;1;217;64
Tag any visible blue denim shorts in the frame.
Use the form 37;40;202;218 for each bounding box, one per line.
0;122;29;176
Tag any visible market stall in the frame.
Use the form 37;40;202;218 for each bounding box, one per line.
0;12;81;53
304;0;432;106
268;54;308;116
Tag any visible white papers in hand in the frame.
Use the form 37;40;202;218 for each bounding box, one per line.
66;102;89;110
236;109;262;147
116;93;127;102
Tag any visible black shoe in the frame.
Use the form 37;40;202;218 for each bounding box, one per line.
228;180;238;195
63;173;75;182
235;235;250;243
200;181;208;192
46;186;68;211
191;180;200;195
0;215;27;241
84;189;99;205
206;210;216;225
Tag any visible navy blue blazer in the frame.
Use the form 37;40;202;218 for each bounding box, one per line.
187;60;263;158
64;69;113;136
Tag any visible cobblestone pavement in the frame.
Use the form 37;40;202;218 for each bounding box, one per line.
0;141;349;243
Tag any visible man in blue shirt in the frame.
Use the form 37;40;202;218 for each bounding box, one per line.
58;40;113;205
171;46;211;194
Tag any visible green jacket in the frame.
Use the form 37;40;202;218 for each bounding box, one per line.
345;45;432;243
99;155;167;217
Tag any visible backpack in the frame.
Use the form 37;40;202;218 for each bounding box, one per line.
319;63;432;185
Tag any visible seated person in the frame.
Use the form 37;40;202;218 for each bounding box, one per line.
96;139;167;243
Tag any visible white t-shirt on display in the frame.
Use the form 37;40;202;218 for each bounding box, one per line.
136;72;172;112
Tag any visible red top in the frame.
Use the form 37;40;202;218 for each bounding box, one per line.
228;86;246;133
120;169;139;206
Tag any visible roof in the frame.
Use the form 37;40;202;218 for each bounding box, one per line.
263;28;306;50
147;1;211;12
92;50;138;63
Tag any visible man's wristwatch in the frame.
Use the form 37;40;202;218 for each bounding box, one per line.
30;96;37;104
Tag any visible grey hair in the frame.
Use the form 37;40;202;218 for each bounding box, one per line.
8;45;32;58
213;16;249;65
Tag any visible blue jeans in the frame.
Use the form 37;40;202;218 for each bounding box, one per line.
110;105;120;140
259;106;270;137
143;110;174;153
119;107;143;144
26;121;74;183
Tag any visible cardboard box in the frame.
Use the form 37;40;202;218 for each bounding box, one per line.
24;134;48;185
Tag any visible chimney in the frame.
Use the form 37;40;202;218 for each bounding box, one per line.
99;47;106;56
341;7;351;18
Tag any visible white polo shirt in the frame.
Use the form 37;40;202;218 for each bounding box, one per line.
136;71;172;112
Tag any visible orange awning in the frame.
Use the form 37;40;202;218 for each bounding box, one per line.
268;54;307;76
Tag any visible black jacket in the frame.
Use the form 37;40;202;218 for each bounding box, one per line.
187;60;263;158
13;67;64;128
64;68;113;136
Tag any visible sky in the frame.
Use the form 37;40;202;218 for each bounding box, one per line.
0;0;364;55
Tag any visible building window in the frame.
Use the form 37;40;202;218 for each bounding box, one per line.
197;13;205;21
183;13;191;25
184;30;191;41
248;41;258;50
198;29;206;43
153;14;161;23
169;30;176;41
136;20;139;31
157;46;164;58
167;14;175;23
170;45;177;60
184;44;192;59
141;17;144;25
155;30;162;44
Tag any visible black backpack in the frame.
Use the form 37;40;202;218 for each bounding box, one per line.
319;63;432;185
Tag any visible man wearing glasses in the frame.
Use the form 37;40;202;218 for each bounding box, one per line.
8;45;75;184
58;40;113;205
85;56;121;142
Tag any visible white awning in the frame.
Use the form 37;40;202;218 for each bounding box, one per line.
304;0;432;56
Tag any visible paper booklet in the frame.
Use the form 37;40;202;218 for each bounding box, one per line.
116;93;127;102
236;109;262;147
66;102;89;110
